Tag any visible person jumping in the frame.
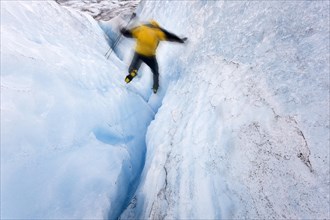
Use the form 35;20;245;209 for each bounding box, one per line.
120;20;187;94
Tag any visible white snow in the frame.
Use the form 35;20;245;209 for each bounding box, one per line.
1;1;153;219
121;1;330;219
1;0;329;219
56;0;139;21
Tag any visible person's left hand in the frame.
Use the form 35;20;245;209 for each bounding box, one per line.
180;37;188;43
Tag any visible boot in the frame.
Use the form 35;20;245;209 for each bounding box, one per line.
125;69;138;83
152;84;159;94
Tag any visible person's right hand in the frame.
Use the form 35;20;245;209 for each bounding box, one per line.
120;28;127;34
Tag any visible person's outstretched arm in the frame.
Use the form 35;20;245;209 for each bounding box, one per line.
160;27;187;43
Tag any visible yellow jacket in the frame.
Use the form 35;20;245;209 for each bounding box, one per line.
121;21;184;56
131;25;166;56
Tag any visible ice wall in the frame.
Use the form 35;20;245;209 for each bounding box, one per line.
121;1;330;219
1;1;153;219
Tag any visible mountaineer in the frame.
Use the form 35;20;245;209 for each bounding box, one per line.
121;20;187;93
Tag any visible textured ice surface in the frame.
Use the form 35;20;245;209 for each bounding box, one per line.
121;1;330;219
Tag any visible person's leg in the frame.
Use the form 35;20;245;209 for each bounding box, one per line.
142;55;159;93
125;52;142;83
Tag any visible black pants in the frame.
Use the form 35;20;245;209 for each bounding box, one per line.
129;52;159;88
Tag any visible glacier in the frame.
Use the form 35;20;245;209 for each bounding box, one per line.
1;1;152;219
121;1;330;219
1;0;329;219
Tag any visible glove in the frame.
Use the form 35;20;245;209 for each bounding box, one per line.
120;28;127;34
180;37;188;43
